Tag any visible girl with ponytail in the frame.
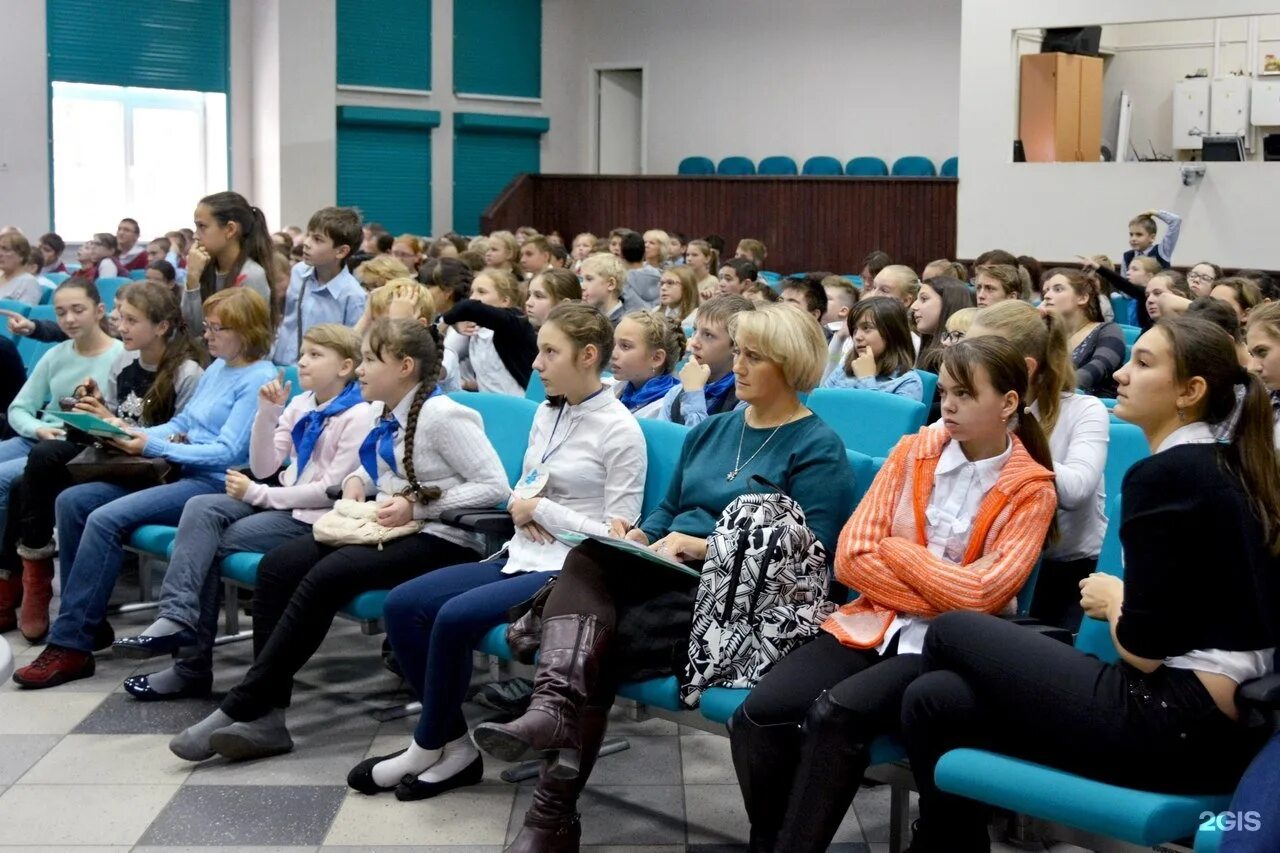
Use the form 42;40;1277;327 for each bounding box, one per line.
732;336;1059;853
969;299;1109;631
184;191;280;334
170;318;509;764
900;316;1280;852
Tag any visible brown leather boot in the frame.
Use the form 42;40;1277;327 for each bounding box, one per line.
18;555;55;643
0;568;20;633
473;614;608;778
505;706;608;853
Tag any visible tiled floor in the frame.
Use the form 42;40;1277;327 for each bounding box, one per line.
0;570;1092;852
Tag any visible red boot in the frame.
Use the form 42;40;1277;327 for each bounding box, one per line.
17;551;55;644
0;569;20;633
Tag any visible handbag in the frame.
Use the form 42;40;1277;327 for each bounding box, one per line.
504;576;557;664
66;444;176;489
311;499;423;550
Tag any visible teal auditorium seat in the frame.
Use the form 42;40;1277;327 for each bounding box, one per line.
17;306;59;373
1112;294;1138;326
128;270;148;280
38;286;54;305
806;387;927;458
1118;324;1141;347
447;392;540;486
95;276;130;309
45;272;69;285
757;156;797;175
891;156;937;177
637;418;688;514
914;369;939;409
801;156;843;176
716;156;756;175
677;156;715;175
845;157;889;177
940;156;959;177
0;300;31;341
524;370;546;402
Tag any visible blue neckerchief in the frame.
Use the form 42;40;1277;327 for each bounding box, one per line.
619;373;680;411
289;381;363;477
360;416;400;481
702;372;737;414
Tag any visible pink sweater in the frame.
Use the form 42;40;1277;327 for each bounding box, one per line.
242;390;377;523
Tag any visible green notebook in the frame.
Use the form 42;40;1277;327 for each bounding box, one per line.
42;410;131;438
554;530;701;579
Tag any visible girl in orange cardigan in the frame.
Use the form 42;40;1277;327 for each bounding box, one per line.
729;336;1059;853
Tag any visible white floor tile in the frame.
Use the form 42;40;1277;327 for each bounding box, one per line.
0;783;178;845
323;785;516;846
0;691;109;734
20;734;193;785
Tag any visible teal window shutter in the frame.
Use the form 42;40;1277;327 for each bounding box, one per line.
337;107;440;235
47;0;229;92
452;112;549;234
453;0;540;98
337;0;431;91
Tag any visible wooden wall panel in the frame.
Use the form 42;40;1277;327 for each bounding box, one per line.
482;175;957;274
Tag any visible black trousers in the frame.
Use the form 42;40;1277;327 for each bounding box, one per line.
3;439;82;568
1028;556;1097;633
220;532;478;720
901;611;1269;852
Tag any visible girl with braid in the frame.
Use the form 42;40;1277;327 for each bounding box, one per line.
171;318;510;763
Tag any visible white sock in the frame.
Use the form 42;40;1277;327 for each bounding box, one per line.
418;734;479;783
371;739;441;788
142;617;186;637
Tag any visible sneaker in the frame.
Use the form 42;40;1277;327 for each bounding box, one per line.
12;645;95;688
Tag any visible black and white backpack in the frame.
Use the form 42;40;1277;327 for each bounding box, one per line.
679;479;834;708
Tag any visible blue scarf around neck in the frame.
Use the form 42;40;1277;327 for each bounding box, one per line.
289;381;364;477
702;371;737;414
619;373;680;411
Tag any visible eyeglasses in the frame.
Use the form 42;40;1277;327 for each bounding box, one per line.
941;330;966;344
1188;271;1215;283
202;321;227;334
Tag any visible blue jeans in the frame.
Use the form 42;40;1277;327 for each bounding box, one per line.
0;435;35;538
49;476;222;652
1223;731;1280;851
383;561;554;749
157;494;311;680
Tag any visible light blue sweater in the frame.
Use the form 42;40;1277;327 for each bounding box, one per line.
141;358;277;477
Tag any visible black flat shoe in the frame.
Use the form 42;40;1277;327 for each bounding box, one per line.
113;629;197;659
395;754;484;801
91;622;115;652
347;748;407;795
123;671;212;701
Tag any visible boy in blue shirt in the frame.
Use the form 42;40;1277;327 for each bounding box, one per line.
271;207;367;365
1122;208;1182;274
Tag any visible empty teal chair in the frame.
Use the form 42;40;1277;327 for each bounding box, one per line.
940;156;959;177
95;276;129;309
757;156;797;175
127;269;147;281
524;370;546;403
807;387;927;458
717;156;756;176
891;156;936;177
1118;324;1142;347
0;300;31;342
17;305;58;373
38;286;53;305
914;369;939;408
1112;294;1138;326
845;157;889;177
448;392;540;487
677;156;715;175
802;156;843;176
45;272;69;285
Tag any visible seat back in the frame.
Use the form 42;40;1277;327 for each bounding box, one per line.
677;156;715;175
17;335;59;374
940;156;959;177
280;365;304;403
914;369;939;409
802;156;843;176
891;156;937;177
94;276;129;309
846;449;883;508
757;155;797;175
716;156;756;175
808;387;927;457
447;392;540;487
524;370;546;402
0;300;31;342
127;269;148;280
45;272;69;285
638;418;689;517
1118;324;1142;347
1077;421;1149;661
1111;294;1138;326
845;156;889;176
38;286;54;305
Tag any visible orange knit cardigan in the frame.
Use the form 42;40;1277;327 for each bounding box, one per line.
821;426;1058;649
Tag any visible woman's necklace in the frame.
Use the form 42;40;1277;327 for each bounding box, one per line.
727;409;795;482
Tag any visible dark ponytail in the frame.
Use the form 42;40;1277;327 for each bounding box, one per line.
365;318;444;504
196;193;283;329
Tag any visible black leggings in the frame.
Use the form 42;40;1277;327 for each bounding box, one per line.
1029;556;1097;633
901;611;1269;851
5;439;81;559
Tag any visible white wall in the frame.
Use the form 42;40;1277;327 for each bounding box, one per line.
0;0;49;235
540;0;961;175
960;0;1280;269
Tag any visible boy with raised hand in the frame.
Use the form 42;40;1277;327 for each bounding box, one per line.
1122;208;1182;274
660;295;754;427
271;207;368;366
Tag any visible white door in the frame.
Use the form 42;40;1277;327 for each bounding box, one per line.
597;69;643;174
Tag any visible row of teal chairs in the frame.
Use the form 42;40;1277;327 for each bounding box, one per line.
678;155;957;178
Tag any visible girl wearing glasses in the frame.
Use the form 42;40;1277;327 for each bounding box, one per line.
1187;262;1222;298
13;288;276;689
820;296;924;402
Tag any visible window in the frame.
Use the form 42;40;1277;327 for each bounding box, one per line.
51;82;227;240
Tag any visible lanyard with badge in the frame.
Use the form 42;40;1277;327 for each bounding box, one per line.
512;388;606;499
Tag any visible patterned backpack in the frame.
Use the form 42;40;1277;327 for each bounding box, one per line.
679;481;834;708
